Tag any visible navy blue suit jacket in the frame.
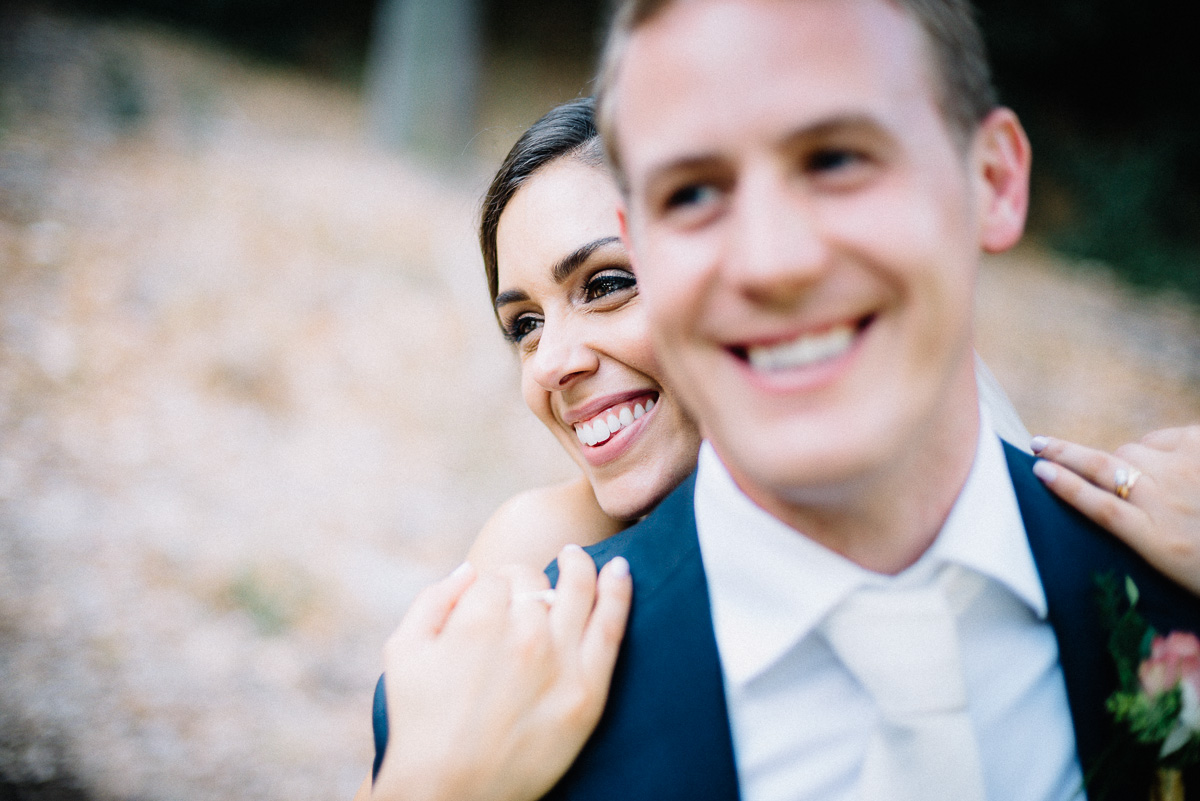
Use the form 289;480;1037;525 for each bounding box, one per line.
375;443;1200;799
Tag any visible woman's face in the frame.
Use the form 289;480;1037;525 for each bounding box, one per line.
494;156;701;521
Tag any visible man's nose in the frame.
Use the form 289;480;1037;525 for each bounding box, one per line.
724;171;831;305
529;317;600;391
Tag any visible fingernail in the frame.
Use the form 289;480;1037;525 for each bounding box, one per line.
605;556;630;579
449;561;472;578
562;543;585;556
1030;435;1048;454
1032;459;1057;483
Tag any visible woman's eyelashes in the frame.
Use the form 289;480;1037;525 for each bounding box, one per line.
583;268;637;303
504;312;542;344
500;269;636;346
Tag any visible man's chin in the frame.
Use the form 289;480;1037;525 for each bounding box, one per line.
716;425;898;504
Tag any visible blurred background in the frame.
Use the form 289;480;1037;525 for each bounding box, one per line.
1;1;1197;799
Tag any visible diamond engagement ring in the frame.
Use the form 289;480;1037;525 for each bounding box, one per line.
1113;467;1142;500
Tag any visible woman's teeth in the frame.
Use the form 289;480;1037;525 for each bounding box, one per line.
574;398;655;447
747;325;855;372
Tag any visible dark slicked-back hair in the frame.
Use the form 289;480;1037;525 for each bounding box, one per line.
595;0;999;184
479;97;605;311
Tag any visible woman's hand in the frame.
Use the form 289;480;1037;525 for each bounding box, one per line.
372;545;632;801
1031;425;1200;595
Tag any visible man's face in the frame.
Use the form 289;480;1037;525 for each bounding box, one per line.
615;0;1019;507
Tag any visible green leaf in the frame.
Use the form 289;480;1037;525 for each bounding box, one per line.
1139;628;1157;660
1095;573;1157;692
1125;576;1140;606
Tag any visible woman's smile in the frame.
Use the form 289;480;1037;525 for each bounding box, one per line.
568;390;657;444
570;391;658;466
491;155;700;521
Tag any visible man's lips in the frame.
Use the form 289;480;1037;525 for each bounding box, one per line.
729;315;875;371
571;393;658;447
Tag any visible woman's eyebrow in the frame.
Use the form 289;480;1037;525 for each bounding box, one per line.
494;288;528;310
494;236;621;312
552;236;621;284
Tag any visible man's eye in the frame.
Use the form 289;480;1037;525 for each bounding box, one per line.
665;183;717;210
808;148;862;173
584;270;637;302
505;314;542;343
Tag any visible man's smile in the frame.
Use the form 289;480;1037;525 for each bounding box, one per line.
723;314;876;374
741;318;873;372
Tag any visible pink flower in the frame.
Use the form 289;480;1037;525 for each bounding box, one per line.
1139;631;1200;757
1140;631;1200;698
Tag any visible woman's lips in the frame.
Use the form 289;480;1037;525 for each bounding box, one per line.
574;394;657;447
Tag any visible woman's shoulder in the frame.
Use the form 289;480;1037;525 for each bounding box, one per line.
467;477;626;572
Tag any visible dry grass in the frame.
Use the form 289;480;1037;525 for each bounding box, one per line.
976;246;1200;448
1;9;1198;801
0;12;575;799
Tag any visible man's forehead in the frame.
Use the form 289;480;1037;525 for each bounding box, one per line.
612;0;930;183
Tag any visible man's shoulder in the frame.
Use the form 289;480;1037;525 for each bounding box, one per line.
592;471;698;557
1003;441;1200;797
546;471;700;593
1004;440;1200;625
540;470;741;801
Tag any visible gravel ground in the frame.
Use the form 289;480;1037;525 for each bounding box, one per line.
1;10;1198;801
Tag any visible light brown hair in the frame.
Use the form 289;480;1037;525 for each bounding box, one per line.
595;0;999;184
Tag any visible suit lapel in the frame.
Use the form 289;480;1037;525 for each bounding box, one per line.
548;444;1200;801
544;473;741;801
1005;442;1200;797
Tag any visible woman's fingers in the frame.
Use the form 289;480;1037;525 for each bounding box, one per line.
1031;435;1141;494
502;564;553;598
440;570;515;637
579;557;632;688
1031;457;1152;550
395;563;477;640
550;545;598;644
503;566;556;661
1033;428;1200;597
373;551;633;801
1029;434;1155;539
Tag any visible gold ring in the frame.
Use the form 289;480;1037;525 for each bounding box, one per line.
1113;467;1142;500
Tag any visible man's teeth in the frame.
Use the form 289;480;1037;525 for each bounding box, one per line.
747;325;855;372
574;398;655;447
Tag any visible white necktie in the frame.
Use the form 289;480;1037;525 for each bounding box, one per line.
821;565;988;801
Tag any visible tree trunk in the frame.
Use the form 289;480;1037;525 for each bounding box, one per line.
365;0;482;166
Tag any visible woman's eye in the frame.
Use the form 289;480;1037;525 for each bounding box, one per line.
584;270;637;303
505;314;542;343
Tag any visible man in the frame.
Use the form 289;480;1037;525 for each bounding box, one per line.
541;1;1200;799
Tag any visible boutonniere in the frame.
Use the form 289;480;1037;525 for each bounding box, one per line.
1099;575;1199;801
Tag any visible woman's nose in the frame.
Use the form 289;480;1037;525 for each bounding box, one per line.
528;318;600;391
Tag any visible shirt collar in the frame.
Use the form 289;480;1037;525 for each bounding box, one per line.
694;404;1047;688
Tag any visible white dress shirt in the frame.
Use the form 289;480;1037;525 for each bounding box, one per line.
694;409;1086;801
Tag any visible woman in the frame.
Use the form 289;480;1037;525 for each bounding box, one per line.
465;98;701;572
359;98;1200;801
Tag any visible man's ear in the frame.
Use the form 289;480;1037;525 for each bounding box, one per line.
974;107;1031;254
617;204;638;271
